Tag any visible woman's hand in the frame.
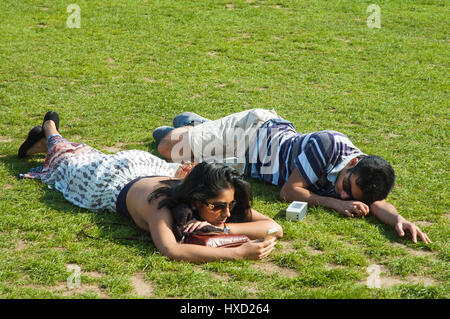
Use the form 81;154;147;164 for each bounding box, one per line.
235;238;277;260
174;162;196;178
337;200;369;218
183;219;213;233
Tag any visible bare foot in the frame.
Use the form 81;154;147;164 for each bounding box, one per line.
25;138;47;155
43;120;59;136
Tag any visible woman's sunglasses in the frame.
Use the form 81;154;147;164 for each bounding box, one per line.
202;200;237;212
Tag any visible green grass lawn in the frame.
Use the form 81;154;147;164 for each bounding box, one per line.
0;0;448;299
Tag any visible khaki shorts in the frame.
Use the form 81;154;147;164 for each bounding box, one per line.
187;108;279;162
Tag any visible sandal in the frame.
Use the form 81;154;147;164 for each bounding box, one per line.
42;111;59;131
18;125;44;158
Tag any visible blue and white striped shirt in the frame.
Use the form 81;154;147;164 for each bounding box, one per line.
245;119;365;197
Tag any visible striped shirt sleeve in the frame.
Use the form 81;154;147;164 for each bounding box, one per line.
294;132;335;187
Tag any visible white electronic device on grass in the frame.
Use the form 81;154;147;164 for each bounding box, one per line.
286;201;308;221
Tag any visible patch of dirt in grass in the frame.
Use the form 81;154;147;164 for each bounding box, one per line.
391;243;437;260
378;276;403;288
69;134;83;142
251;261;298;278
84;271;106;279
378;274;437;288
270;4;292;10
334;37;351;43
2;183;15;190
206;51;219;57
305;246;323;256
406;275;438;286
387;133;401;139
51;282;110;298
406;248;436;259
102;142;125;153
243;283;260;298
325;263;346;270
279;241;296;254
0;136;13;143
23;266;110;298
130;273;154;298
192;265;231;282
415;220;433;227
210;271;232;281
364;264;438;288
15;239;28;251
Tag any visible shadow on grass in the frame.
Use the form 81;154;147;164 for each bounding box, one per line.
364;214;421;246
0;153;47;178
42;188;159;256
0;154;159;256
144;137;159;156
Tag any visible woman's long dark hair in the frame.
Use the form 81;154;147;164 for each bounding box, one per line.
148;162;253;240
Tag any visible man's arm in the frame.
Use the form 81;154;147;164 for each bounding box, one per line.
370;200;432;244
281;169;431;244
280;168;369;217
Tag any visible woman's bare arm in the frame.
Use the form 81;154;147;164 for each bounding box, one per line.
145;202;277;263
225;209;283;240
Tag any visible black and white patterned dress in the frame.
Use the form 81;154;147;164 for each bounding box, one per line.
21;135;179;212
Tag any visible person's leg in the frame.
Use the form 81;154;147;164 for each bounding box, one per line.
22;135;47;156
152;112;211;146
157;126;192;162
18;111;61;158
157;109;279;163
22;119;60;156
18;125;45;158
42;119;60;139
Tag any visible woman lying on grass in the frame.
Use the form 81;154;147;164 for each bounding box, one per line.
18;112;282;263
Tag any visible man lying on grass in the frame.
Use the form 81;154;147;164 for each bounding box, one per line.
17;111;282;263
153;109;431;244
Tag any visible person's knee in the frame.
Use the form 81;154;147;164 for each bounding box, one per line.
157;129;182;159
157;139;171;159
158;127;192;161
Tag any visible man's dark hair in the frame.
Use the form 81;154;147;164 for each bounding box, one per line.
352;155;396;205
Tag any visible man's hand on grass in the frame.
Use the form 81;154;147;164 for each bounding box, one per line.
395;219;432;244
337;200;370;218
